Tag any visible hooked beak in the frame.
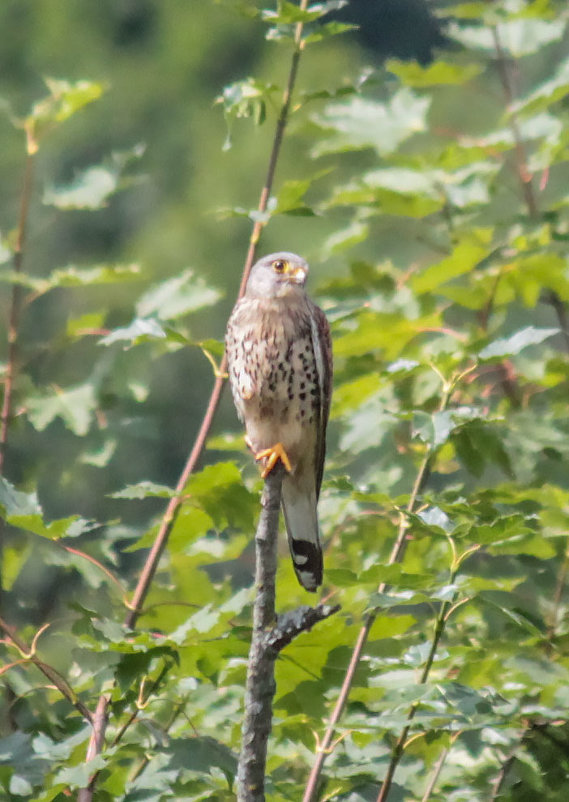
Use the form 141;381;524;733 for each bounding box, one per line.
290;265;307;284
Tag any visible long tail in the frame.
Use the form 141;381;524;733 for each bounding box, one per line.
281;474;323;592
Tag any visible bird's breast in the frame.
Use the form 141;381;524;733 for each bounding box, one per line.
226;298;321;459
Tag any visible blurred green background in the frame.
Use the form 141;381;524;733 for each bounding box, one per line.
0;0;443;525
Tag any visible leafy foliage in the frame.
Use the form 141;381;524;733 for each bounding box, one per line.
1;1;569;801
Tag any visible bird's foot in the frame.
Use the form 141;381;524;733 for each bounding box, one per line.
255;442;292;478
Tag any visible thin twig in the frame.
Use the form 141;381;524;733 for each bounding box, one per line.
490;748;517;801
0;148;36;622
376;567;459;802
80;6;310;798
421;744;450;802
0;150;35;475
547;543;569;648
492;26;537;219
77;695;109;802
493;26;569;353
0;615;92;723
303;380;455;802
129;698;188;783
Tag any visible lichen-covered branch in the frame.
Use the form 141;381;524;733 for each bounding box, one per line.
237;466;339;801
237;467;283;802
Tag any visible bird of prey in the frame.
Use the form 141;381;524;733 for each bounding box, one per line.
225;252;332;591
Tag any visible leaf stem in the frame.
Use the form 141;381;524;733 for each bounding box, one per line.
376;569;458;802
0;615;92;723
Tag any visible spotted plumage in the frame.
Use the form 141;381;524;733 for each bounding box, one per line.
225;252;332;591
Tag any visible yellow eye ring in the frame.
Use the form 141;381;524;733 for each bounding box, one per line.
272;259;287;273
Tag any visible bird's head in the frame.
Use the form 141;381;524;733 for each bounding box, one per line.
245;252;309;298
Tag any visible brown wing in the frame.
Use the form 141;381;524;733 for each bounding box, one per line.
309;302;333;499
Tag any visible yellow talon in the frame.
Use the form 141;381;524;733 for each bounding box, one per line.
255;442;292;478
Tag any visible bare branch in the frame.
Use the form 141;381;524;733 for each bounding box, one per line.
237;466;283;802
77;695;109;802
238;466;339;801
0;151;35;475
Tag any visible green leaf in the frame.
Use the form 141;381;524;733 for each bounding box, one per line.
312;89;430;156
136;270;222;321
42;146;145;210
412;229;493;294
262;1;347;25
44;166;118;210
387;59;483;87
27;78;106;147
321;220;369;255
53;755;106;788
479;327;559;359
47;263;141;288
448;18;566;57
0;478;42;519
27;382;97;435
513;56;569;116
99;317;167;346
216;77;277;149
303;21;358;44
110;481;176;499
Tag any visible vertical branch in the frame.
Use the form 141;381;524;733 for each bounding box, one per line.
493;26;569;352
77;695;108;802
0;149;35;474
492;27;537;220
376;570;458;802
237;466;284;802
303;382;454;802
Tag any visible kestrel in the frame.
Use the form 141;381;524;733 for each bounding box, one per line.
225;252;333;591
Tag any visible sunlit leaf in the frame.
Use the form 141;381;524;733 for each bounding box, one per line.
311;89;430;156
136;270;222;321
479;327;559;359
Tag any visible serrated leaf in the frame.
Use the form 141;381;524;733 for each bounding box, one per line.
448;18;565;57
387;59;483;87
53;755;106;788
26;382;97;435
136;270;221;320
44;166;117;210
48;263;141;288
43;145;145;210
303;21;358;44
321;220;369;255
262;1;347;25
513;55;569;116
479;327;559;359
111;481;176;500
412;229;492;294
0;478;42;518
312;89;430;156
27;78;106;149
99;317;167;346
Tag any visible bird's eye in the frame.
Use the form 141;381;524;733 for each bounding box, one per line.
272;259;287;273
